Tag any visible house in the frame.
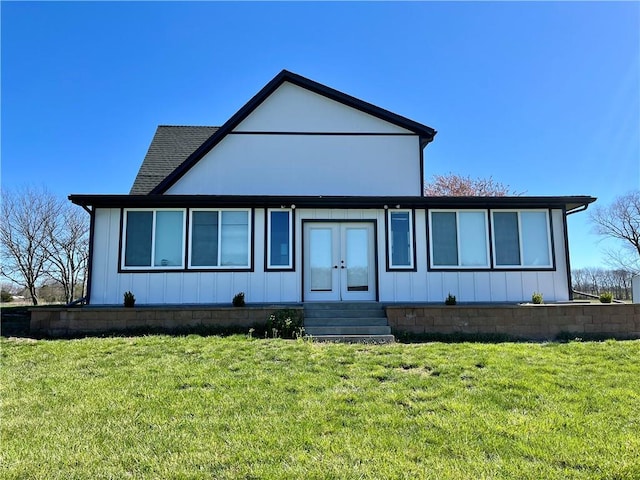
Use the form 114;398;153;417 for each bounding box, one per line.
70;70;595;306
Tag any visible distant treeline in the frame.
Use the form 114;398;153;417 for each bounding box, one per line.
571;268;635;301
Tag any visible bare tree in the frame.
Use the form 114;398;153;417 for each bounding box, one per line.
45;204;89;304
1;186;60;305
589;190;640;273
1;186;89;305
424;173;522;196
571;267;633;300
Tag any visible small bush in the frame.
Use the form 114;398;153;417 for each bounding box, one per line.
1;290;13;303
232;292;245;307
266;309;303;339
599;292;613;303
123;291;135;308
445;293;456;305
531;292;543;304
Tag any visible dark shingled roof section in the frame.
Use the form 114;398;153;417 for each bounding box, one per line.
130;126;218;195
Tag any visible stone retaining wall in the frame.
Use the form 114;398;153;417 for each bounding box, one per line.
31;306;302;337
29;303;640;340
385;303;640;340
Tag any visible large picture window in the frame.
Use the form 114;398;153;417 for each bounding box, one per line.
387;209;414;270
492;210;552;268
429;210;489;268
189;209;251;269
267;209;293;270
122;209;185;269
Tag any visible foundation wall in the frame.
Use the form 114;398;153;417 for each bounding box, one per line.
31;306;301;337
385;304;640;340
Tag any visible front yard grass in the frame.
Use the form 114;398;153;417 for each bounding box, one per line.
1;336;639;479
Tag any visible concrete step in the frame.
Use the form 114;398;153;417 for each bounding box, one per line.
302;302;393;342
308;334;395;344
304;317;389;327
304;308;386;319
304;302;383;311
305;325;392;336
304;302;386;318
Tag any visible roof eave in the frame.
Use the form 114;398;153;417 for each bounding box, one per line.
69;194;596;211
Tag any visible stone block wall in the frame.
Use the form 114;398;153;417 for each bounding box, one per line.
385;304;640;340
30;306;302;337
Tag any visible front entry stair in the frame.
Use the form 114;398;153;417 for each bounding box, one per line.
303;302;394;343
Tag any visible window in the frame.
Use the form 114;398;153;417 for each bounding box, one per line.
189;209;251;269
387;209;414;269
492;210;552;268
267;209;293;270
429;210;489;268
122;209;185;269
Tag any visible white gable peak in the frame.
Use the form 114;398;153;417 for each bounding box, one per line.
233;82;412;134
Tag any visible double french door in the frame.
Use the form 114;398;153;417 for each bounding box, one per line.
303;222;376;301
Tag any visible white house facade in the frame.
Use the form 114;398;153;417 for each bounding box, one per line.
70;70;595;305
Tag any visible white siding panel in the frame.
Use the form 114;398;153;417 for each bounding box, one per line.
442;273;460;301
90;208;121;304
234;82;412;134
551;209;570;301
88;207;571;305
490;273;508;302
250;272;266;302
182;273;200;304
427;272;443;303
165;274;184;303
130;275;150;304
282;273;300;302
505;273;525;302
458;275;476;302
392;273;413;302
165;134;422;196
147;275;166;304
521;274;539;302
474;272;492;302
536;272;557;302
412;211;429;301
198;274;216;303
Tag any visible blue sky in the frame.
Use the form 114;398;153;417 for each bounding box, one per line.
2;1;639;269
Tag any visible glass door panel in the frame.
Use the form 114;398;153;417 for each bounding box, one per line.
310;228;333;291
345;227;369;292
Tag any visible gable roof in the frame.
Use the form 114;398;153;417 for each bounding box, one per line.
130;126;218;195
149;70;437;194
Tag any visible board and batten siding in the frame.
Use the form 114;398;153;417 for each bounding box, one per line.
165;82;423;197
89;208;570;305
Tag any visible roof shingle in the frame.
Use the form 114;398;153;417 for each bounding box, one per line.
129;126;218;195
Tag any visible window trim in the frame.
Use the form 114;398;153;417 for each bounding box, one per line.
490;209;554;269
188;208;253;270
265;208;295;271
120;208;187;271
427;209;491;270
385;208;416;271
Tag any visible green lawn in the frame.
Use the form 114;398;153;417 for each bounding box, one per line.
1;336;639;479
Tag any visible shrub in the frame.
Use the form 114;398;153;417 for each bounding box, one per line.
599;292;613;303
1;289;13;303
531;292;543;304
232;292;245;307
123;291;135;308
266;308;303;339
445;293;456;305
